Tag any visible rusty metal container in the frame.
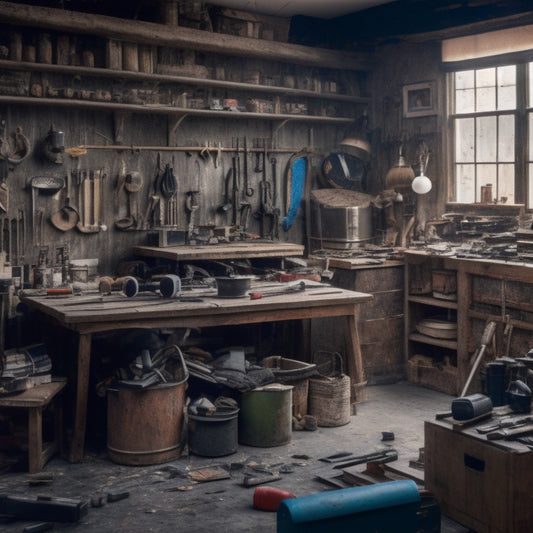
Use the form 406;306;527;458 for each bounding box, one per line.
107;373;188;466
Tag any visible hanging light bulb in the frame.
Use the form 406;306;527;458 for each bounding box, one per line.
412;171;432;194
412;149;432;195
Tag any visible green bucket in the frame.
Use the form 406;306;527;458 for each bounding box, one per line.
238;384;293;447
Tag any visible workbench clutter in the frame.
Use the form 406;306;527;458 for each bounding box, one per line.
0;343;52;394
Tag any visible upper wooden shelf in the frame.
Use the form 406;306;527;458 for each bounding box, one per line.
0;1;374;72
407;294;458;310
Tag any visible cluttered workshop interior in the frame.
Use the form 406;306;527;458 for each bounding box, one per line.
1;0;533;531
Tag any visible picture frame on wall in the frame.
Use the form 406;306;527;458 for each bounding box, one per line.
403;81;437;118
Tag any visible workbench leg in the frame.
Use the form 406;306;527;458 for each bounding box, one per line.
346;306;367;408
27;406;42;473
70;332;91;463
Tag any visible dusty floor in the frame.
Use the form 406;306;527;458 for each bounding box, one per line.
0;382;472;532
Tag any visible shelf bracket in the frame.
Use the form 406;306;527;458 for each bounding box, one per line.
167;113;188;145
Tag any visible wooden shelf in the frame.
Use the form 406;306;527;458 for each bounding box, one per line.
408;332;458;350
132;241;305;262
0;60;371;105
0;1;373;71
407;294;458;309
0;95;356;126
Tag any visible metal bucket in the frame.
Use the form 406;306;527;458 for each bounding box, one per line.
107;375;188;466
238;384;293;447
188;407;239;457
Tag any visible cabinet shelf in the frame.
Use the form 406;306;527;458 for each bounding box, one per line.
0;60;371;105
408;333;458;350
407;295;458;310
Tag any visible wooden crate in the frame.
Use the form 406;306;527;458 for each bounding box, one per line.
408;356;457;396
425;419;533;533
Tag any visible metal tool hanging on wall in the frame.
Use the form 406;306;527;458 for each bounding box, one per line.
76;169;104;233
254;139;280;240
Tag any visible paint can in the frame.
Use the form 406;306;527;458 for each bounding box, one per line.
238;384;293;447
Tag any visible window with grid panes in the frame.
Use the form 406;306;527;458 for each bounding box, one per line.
451;64;519;204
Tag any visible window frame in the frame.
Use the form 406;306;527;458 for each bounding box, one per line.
444;53;531;208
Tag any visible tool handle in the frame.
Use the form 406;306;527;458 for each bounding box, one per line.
249;292;262;300
481;320;497;345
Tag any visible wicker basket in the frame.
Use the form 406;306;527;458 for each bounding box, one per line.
261;355;317;382
262;356;316;418
308;374;351;427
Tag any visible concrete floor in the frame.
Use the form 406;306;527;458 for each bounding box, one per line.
0;381;472;532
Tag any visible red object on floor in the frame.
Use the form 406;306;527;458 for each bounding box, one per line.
253;486;296;511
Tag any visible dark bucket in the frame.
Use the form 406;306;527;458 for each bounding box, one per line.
188;407;240;457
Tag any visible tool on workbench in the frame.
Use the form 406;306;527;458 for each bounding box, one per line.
451;393;493;420
460;320;497;397
122;274;181;298
476;415;533;434
249;280;305;299
486;423;533;440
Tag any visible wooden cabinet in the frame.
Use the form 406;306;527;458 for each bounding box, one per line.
405;250;533;396
404;251;461;395
313;259;404;386
425;419;533;533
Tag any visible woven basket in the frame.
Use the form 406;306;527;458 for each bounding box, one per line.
261;355;317;382
308;374;351;427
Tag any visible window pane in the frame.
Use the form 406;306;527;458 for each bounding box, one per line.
529;63;533;108
477;68;495;87
529;112;533;160
477;86;495;112
456;118;475;162
498;115;514;162
529;163;533;208
477;116;497;162
456;88;475;113
456;70;474;90
497;65;516;110
498;164;514;204
456;164;475;203
477;164;497;202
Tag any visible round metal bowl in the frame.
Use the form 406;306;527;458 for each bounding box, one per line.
215;276;253;298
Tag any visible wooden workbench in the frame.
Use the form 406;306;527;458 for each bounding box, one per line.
20;283;372;462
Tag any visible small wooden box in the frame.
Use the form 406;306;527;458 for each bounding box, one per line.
425;419;533;533
431;269;457;294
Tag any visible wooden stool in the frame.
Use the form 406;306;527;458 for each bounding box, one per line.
0;378;67;472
